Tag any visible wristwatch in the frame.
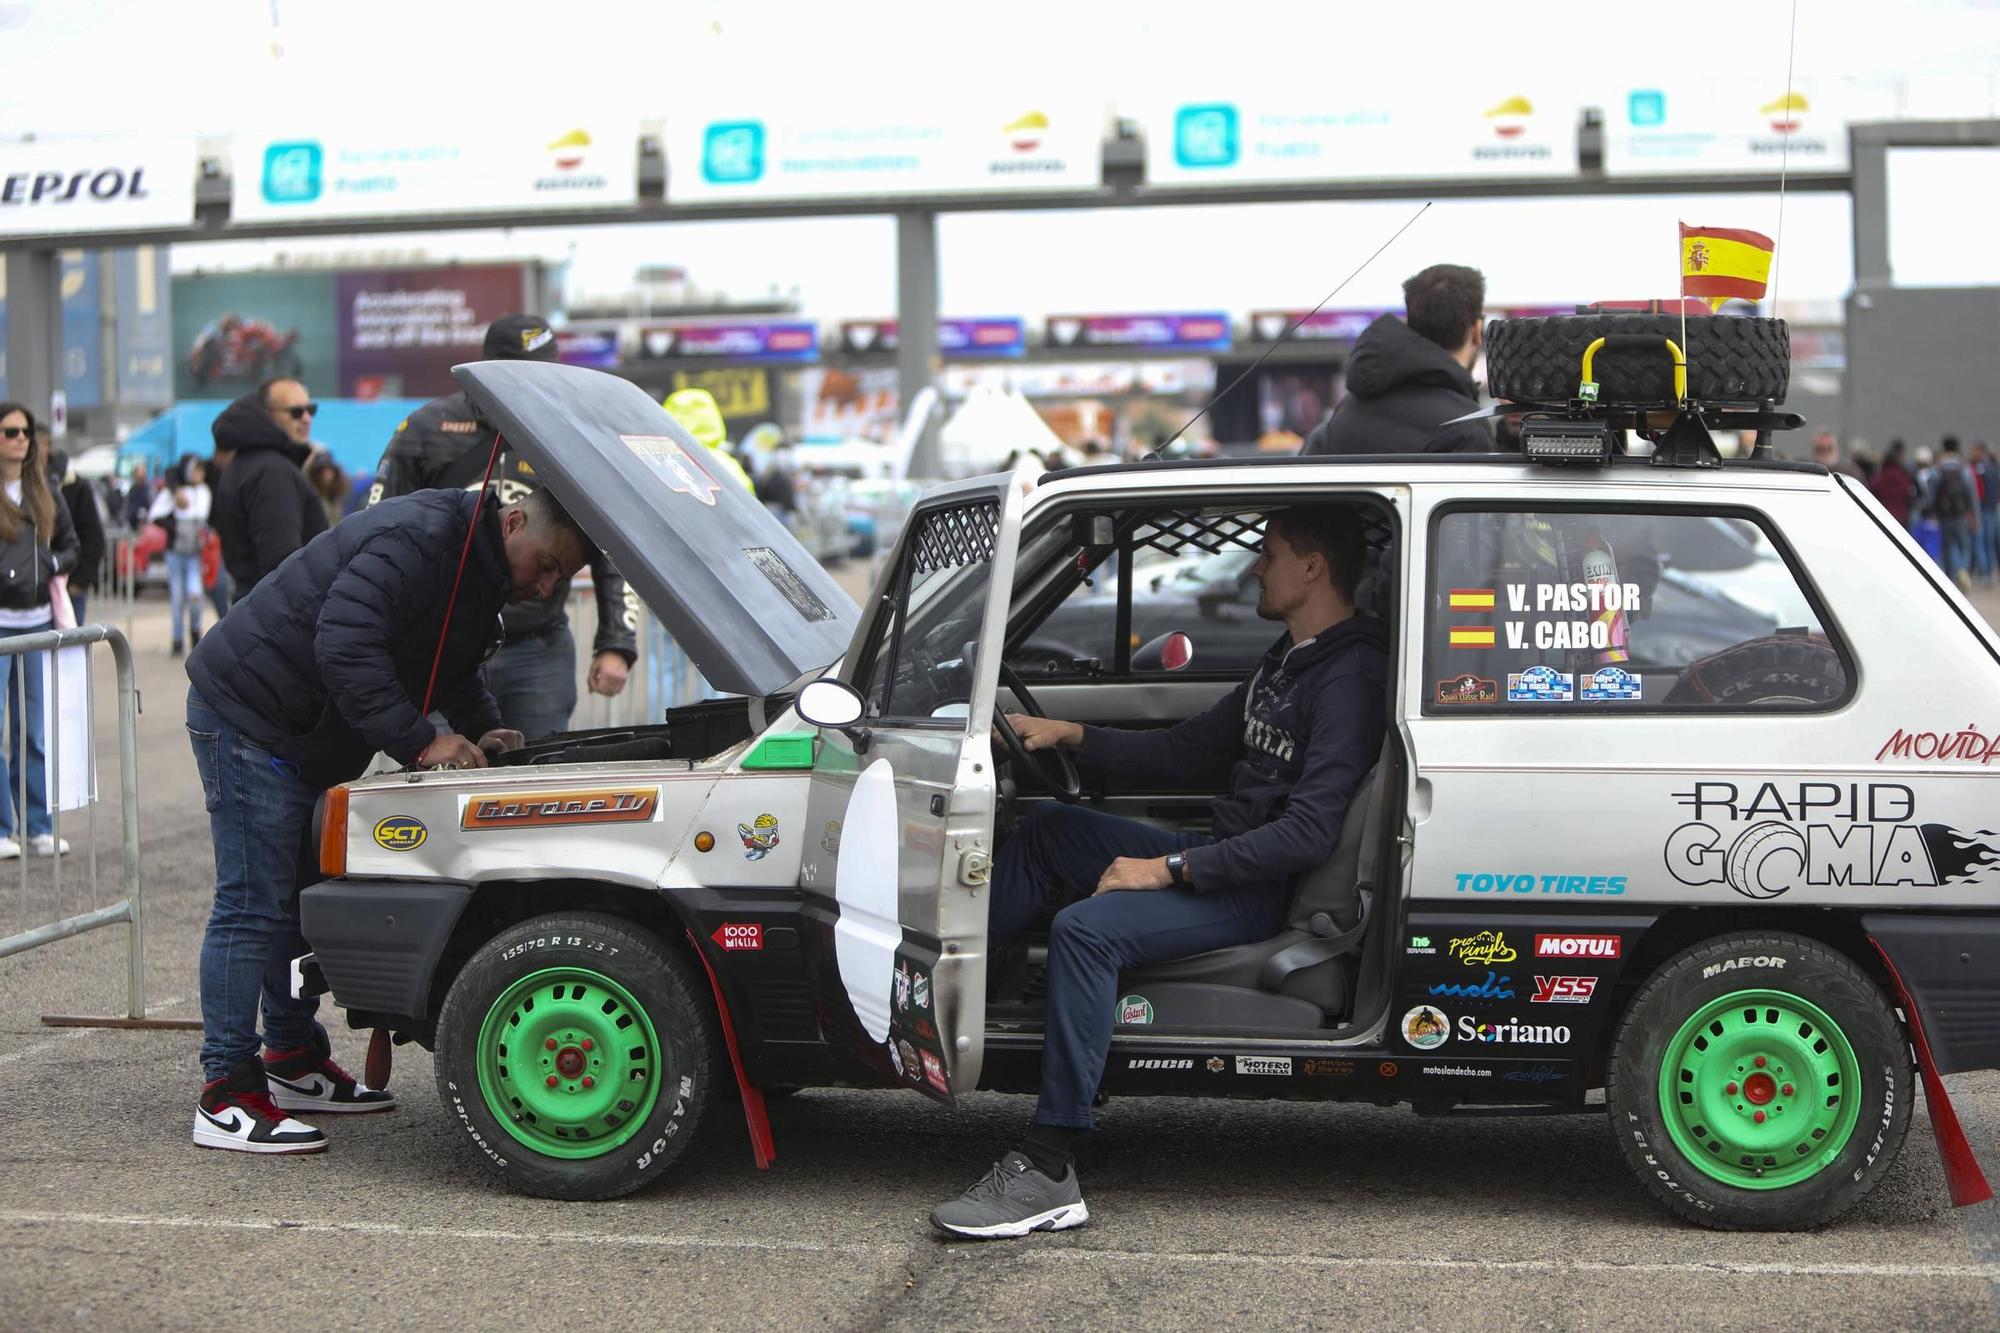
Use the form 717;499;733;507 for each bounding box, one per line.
1165;851;1188;885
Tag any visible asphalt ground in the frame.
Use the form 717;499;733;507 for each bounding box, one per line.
2;583;1998;1331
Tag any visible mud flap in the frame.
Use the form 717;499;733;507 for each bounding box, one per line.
1871;938;1994;1208
688;930;776;1171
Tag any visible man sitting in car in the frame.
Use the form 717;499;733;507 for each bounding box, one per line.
931;505;1389;1239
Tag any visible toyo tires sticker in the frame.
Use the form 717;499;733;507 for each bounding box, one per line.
834;758;901;1044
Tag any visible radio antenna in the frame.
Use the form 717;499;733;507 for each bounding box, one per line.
1769;0;1800;310
1151;200;1433;457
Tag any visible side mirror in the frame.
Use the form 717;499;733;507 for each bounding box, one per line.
796;678;866;729
1132;630;1194;673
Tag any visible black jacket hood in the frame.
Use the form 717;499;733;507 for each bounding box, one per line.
213;392;312;464
1279;613;1392;669
1344;314;1477;402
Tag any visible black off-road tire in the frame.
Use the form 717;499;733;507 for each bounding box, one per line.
1663;635;1846;707
1606;932;1911;1230
434;911;715;1200
1485;314;1790;405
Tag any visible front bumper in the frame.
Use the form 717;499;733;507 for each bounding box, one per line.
298;878;474;1020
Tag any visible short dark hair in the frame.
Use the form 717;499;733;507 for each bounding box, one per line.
1403;264;1486;351
515;486;594;559
1268;506;1369;603
255;377;305;408
1942;435;1962;456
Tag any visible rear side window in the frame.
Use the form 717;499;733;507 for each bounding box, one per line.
1424;507;1851;713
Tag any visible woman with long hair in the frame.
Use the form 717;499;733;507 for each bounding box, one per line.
0;402;81;859
149;455;212;655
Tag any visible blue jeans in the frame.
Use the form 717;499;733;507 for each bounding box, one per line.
165;549;203;647
187;686;324;1080
1976;509;1998;580
1941;518;1975;585
207;567;233;622
992;803;1287;1128
486;623;577;740
0;621;54;840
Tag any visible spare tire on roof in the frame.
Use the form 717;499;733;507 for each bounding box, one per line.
1484;313;1790;406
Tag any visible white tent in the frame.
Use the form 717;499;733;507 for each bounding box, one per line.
935;384;1068;481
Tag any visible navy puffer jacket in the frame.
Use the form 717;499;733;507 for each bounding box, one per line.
186;489;509;788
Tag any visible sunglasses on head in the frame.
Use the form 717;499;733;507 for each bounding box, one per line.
283;404;319;420
0;426;27;440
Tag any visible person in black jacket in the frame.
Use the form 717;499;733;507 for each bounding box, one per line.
367;314;637;740
930;506;1389;1239
184;485;595;1155
1303;264;1499;456
211;379;327;595
0;403;81;861
45;440;106;626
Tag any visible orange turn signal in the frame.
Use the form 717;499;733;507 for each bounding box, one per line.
320;785;350;878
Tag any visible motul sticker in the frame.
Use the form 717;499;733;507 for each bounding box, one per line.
711;923;763;951
1534;933;1621;959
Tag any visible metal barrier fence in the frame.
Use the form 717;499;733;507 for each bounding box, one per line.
0;624;150;1025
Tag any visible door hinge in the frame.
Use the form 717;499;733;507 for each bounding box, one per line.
958;849;991;887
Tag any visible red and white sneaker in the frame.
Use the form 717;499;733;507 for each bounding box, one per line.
193;1059;328;1155
265;1042;396;1114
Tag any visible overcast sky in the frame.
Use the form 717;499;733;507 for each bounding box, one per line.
4;0;1996;317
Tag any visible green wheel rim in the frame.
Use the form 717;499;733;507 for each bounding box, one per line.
1657;987;1862;1191
475;966;667;1160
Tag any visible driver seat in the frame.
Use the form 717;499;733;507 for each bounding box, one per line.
1115;736;1395;1030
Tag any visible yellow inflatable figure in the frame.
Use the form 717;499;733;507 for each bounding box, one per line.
663;388;757;496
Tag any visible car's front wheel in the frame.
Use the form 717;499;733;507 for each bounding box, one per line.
434;911;714;1200
1606;932;1911;1229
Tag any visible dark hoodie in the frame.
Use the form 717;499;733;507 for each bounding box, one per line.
1304;315;1496;456
211;391;327;592
1077;616;1390;892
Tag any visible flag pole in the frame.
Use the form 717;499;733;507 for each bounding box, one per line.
1678;223;1689;404
1770;0;1799;312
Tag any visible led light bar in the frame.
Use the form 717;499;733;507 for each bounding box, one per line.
1521;419;1616;466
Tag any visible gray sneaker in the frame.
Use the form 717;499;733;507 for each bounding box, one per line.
930;1151;1090;1240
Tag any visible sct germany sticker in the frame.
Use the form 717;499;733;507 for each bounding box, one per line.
373;817;426;851
461;788;659;830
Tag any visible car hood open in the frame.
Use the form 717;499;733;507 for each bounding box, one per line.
453;360;859;698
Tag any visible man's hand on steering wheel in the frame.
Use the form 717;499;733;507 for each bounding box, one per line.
999;714;1081;753
994;661;1084;802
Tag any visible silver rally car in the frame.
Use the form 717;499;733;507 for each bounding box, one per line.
296;357;2000;1229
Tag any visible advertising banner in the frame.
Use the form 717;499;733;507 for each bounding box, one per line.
667;368;774;422
0;137;196;238
637;321;818;363
60;252;102;411
173;264;526;399
1248;309;1396;343
556;327;621;368
1144;91;1580;185
335;266;527;399
114;246;173;406
1602;81;1890;176
1045;313;1231;354
230;126;639;222
666;103;1101;204
840;317;1026;357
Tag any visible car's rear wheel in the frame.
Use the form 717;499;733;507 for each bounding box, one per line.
1606;932;1910;1229
434;912;714;1200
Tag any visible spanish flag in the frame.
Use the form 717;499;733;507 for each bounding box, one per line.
1449;626;1496;648
1448;588;1495;610
1680;223;1775;312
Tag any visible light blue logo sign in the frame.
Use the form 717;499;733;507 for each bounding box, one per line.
1628;90;1666;127
1581;667;1643;701
1429;971;1515;1000
262;141;323;204
703;122;766;184
1507;665;1573;703
1174;104;1238;169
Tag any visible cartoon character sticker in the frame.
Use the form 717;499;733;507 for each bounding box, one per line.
738;812;781;860
1402;1004;1450;1051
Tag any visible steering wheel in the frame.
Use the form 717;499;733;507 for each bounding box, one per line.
995;660;1082;803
